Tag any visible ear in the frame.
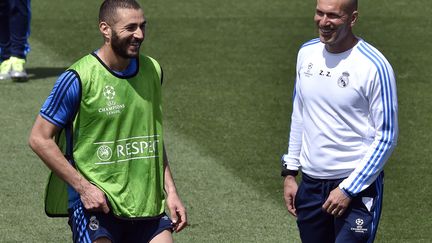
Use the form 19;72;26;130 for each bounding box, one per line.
99;21;112;41
350;10;358;27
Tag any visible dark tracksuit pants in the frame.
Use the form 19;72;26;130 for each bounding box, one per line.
0;0;31;61
295;172;384;243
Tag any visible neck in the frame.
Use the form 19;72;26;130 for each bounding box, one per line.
97;44;130;72
326;34;358;53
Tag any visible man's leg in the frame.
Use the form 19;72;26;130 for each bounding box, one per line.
7;0;30;81
149;230;173;243
68;201;120;243
0;0;11;80
295;174;335;243
127;214;174;243
0;0;10;61
9;0;31;59
93;238;112;243
335;172;384;243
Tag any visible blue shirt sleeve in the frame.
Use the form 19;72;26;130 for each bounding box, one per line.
40;70;80;128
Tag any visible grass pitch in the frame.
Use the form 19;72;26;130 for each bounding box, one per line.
0;0;431;242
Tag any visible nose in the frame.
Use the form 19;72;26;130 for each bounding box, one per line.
134;28;144;40
319;15;330;27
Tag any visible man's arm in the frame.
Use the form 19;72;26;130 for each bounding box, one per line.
282;84;303;216
282;91;302;217
281;76;303;172
163;145;187;232
28;115;109;213
338;58;398;196
323;53;398;217
282;63;304;216
283;175;298;217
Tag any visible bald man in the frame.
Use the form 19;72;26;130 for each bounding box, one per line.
281;0;398;242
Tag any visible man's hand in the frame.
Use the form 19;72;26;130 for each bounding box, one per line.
29;116;110;214
79;181;110;214
166;193;187;232
283;175;298;217
322;187;351;217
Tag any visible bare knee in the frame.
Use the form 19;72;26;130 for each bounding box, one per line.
93;237;112;243
149;229;173;243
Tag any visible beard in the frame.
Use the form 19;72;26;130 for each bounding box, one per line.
111;30;142;58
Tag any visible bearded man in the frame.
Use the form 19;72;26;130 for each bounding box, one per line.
29;1;187;242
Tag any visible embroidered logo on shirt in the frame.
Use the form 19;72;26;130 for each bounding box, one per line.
93;135;160;165
103;85;116;101
99;85;126;115
303;63;314;77
96;145;113;161
337;72;350;88
88;216;99;231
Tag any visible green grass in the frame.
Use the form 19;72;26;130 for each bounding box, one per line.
0;0;431;242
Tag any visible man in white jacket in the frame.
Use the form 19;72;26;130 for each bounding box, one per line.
281;0;398;242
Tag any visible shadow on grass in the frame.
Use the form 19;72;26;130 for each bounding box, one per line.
27;67;68;80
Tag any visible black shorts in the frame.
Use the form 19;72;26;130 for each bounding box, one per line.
68;201;173;243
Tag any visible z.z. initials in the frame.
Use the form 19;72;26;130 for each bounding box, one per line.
319;70;331;77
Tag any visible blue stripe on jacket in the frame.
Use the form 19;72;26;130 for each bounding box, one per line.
347;41;395;194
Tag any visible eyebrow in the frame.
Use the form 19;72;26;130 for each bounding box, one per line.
316;8;343;17
124;20;146;28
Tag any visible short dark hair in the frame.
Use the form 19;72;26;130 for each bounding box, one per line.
99;0;141;25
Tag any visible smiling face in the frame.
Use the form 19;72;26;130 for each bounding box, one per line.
109;8;146;58
314;0;358;53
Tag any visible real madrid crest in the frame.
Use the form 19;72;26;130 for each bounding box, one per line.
337;72;350;88
89;216;99;231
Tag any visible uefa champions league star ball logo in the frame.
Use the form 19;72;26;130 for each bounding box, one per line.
103;85;116;100
304;62;314;77
98;85;125;115
350;217;368;233
351;217;367;233
97;145;112;161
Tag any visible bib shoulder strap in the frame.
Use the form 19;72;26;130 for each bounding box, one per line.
147;56;163;84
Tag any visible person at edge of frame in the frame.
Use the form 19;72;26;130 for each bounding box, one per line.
281;0;398;242
0;0;31;82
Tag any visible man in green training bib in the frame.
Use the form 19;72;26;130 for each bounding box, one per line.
28;0;187;242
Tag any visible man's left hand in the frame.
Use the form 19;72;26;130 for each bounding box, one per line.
322;187;351;217
166;193;188;232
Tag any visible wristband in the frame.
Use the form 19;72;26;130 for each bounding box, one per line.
281;168;298;177
340;187;354;199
